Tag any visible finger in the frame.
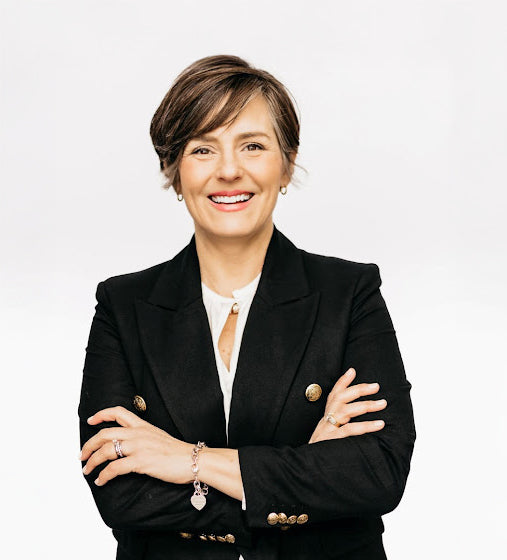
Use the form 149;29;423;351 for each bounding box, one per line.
94;456;137;486
339;382;380;404
342;399;387;421
338;420;385;438
87;406;144;429
328;368;356;399
80;427;130;461
83;439;131;475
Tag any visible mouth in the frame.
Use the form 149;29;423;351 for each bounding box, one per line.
207;190;255;213
208;192;255;204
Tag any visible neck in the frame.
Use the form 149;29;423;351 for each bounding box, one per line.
195;222;274;297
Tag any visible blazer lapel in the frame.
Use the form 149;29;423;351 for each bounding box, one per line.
227;228;320;447
135;226;320;449
134;237;228;448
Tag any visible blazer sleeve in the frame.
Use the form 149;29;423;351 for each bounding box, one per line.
237;263;416;529
78;281;251;543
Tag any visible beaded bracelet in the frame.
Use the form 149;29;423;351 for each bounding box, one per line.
190;441;208;510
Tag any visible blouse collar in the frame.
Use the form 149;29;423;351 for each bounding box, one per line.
201;271;262;303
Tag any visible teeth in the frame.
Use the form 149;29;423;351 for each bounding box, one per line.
210;193;253;204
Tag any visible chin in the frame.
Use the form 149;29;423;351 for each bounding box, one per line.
205;218;268;240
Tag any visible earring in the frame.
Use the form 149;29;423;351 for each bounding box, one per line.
177;193;183;202
280;185;288;195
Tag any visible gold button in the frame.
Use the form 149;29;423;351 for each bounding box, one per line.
216;536;226;543
280;525;290;531
267;512;279;525
278;513;288;524
225;534;235;544
287;515;297;525
297;513;309;524
133;395;147;412
199;534;207;541
305;384;322;402
208;534;216;541
179;532;192;539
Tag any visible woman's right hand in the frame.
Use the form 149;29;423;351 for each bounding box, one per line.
308;368;387;444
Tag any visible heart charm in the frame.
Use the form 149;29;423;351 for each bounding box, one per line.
191;494;206;511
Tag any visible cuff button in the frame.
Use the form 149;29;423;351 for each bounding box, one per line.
278;513;288;524
267;512;279;525
297;513;309;524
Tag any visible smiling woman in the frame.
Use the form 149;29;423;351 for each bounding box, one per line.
178;95;290;241
79;54;415;560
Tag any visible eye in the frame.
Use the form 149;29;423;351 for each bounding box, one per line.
245;143;264;151
191;147;211;155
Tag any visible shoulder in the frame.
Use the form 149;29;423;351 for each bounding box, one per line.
299;247;381;293
91;261;168;311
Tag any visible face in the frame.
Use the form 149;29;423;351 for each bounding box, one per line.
178;94;291;241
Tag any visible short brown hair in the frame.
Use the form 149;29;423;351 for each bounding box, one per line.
150;54;300;191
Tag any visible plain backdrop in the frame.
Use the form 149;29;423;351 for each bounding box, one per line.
1;1;506;558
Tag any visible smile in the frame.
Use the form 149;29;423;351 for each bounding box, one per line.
208;193;254;204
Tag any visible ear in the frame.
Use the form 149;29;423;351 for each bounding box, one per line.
282;151;297;185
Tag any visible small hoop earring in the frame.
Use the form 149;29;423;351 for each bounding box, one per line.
177;193;183;202
280;185;288;195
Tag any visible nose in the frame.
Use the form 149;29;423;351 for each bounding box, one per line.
215;149;242;182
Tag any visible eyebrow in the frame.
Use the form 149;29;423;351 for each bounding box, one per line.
190;131;272;143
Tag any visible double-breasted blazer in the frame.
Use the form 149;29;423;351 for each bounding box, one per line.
79;226;415;560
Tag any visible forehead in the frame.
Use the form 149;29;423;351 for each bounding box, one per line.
196;94;275;140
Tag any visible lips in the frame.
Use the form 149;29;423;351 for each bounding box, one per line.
209;193;254;204
207;190;255;212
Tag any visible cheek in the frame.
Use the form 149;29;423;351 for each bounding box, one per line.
248;154;284;184
179;159;210;188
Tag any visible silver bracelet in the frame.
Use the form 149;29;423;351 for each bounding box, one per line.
190;441;208;510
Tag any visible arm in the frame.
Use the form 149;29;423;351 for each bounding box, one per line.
236;263;416;529
78;281;250;541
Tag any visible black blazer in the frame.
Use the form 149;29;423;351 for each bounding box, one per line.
79;226;415;560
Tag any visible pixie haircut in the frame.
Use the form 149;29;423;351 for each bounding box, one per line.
150;54;300;191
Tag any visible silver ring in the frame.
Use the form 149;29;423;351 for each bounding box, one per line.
112;439;124;458
326;413;341;428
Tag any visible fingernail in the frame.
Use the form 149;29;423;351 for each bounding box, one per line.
374;420;385;428
82;465;88;474
378;399;387;406
345;368;354;376
78;451;82;460
94;478;101;486
369;383;379;389
87;416;94;423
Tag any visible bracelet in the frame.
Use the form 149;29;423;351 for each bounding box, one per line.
190;441;208;510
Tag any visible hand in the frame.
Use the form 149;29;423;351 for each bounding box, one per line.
80;406;194;487
308;368;387;444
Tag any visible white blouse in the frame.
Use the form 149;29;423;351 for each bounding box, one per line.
201;271;261;556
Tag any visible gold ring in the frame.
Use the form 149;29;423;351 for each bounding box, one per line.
326;413;341;428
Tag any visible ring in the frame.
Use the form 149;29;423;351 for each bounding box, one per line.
326;413;341;428
112;439;124;459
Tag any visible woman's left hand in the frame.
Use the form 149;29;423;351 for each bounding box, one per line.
80;406;193;487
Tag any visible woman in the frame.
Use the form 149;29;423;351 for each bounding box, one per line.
79;55;415;560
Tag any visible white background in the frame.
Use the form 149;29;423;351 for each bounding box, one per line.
1;1;506;558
